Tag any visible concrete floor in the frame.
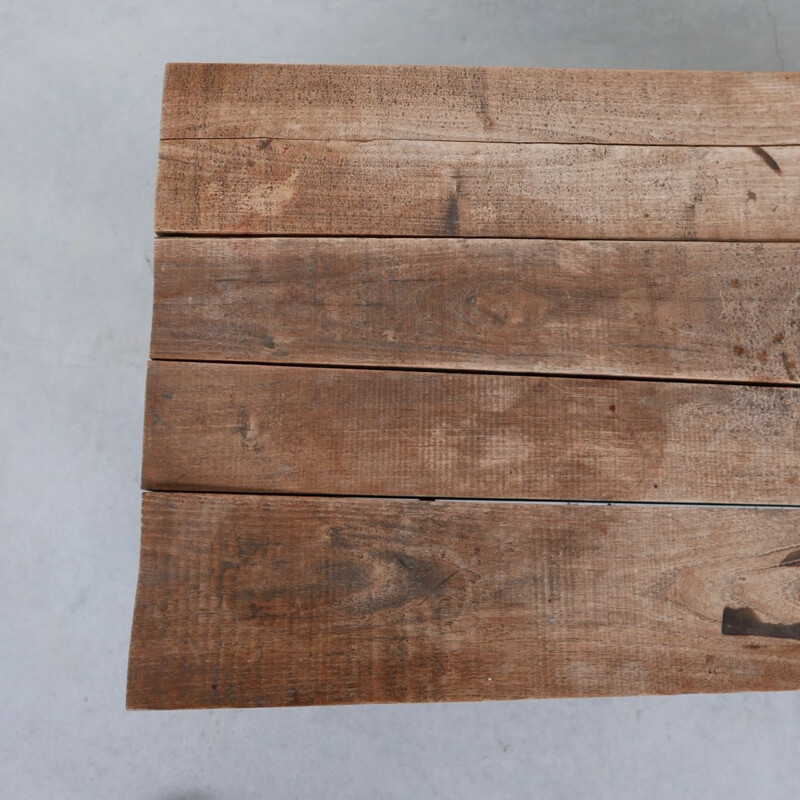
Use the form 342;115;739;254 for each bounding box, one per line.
3;1;800;797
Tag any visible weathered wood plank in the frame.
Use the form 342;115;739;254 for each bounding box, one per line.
161;64;800;145
136;65;800;709
155;139;799;239
152;237;800;384
128;493;800;708
142;362;800;504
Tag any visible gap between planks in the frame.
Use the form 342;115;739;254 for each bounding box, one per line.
154;233;800;243
160;136;800;148
147;357;800;390
139;489;800;510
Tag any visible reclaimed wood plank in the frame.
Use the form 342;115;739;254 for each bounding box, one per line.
155;139;800;239
152;237;800;384
161;64;800;146
142;362;800;504
128;493;800;708
133;64;800;708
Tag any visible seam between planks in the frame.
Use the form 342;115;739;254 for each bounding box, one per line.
160;136;800;147
154;232;800;243
137;489;800;510
145;357;800;389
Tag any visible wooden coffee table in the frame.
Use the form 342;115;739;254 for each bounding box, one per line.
128;64;800;708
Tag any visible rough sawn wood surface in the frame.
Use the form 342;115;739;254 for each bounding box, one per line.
129;64;800;709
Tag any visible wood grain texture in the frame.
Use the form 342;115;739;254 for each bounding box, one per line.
152;237;800;384
142;361;800;504
128;493;800;708
155;138;800;239
134;65;800;707
161;64;800;145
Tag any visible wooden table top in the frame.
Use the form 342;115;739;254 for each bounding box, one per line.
128;64;800;709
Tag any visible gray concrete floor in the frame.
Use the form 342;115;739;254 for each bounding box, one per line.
3;1;800;797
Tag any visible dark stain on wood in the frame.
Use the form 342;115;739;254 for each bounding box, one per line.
236;408;264;452
444;192;460;236
779;548;800;567
472;70;495;132
722;606;800;641
231;528;475;624
751;146;782;174
782;351;797;380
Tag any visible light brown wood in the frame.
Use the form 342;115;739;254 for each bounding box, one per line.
142;361;800;504
156;138;799;239
161;64;800;145
152;237;800;384
128;493;800;708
